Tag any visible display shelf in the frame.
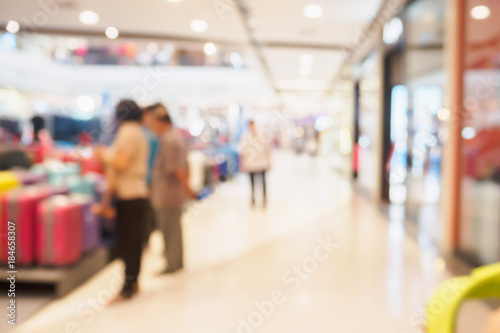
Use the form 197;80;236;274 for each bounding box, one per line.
0;248;108;298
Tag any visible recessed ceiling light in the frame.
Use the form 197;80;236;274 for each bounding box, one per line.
437;108;450;121
76;96;96;112
471;5;490;20
300;54;314;66
6;20;20;34
167;0;184;2
303;4;323;19
105;26;119;39
190;19;208;33
204;42;217;55
79;11;99;25
462;127;477;140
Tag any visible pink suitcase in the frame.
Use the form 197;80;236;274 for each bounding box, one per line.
0;187;56;266
37;196;83;266
71;194;99;252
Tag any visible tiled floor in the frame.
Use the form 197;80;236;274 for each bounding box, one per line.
14;151;491;333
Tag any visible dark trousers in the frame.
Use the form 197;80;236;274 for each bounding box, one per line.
116;198;148;292
250;171;266;204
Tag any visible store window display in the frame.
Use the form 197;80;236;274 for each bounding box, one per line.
459;0;500;265
382;0;446;244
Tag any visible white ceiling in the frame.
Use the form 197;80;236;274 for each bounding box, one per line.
0;0;384;115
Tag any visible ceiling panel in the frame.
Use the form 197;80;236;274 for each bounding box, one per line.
0;0;247;42
249;0;383;45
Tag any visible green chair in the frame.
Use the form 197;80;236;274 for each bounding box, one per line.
426;263;500;332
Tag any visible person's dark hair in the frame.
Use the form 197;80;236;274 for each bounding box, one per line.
144;103;162;114
156;113;172;124
115;99;143;123
154;104;172;124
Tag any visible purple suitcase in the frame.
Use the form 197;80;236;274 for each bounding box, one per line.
71;194;99;251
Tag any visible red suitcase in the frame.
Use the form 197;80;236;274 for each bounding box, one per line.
36;196;83;266
0;187;51;266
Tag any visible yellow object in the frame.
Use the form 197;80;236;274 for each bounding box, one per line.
0;171;20;196
426;263;500;332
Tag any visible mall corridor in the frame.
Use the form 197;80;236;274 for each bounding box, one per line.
11;152;488;333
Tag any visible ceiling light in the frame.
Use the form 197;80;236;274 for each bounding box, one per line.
76;96;96;112
230;52;243;68
303;4;323;19
190;19;208;33
437;108;450;121
204;42;217;55
189;119;205;137
79;11;99;25
383;17;403;44
105;26;119;39
462;127;476;140
471;5;490;20
167;0;184;2
6;20;20;34
299;54;314;66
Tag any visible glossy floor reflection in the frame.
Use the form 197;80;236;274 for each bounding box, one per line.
15;151;489;332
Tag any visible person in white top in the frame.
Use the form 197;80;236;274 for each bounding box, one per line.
239;120;271;207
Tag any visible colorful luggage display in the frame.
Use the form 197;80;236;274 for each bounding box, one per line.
13;171;48;186
36;160;81;185
0;187;56;266
67;175;96;196
71;194;99;251
0;172;20;193
36;196;83;266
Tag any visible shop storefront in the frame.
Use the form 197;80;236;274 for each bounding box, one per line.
379;0;446;243
458;0;500;265
352;51;382;199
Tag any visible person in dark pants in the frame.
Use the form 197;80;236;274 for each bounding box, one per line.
150;105;195;274
240;120;271;207
102;100;149;300
250;171;266;205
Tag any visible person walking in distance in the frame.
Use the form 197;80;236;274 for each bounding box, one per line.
151;105;195;274
240;120;271;207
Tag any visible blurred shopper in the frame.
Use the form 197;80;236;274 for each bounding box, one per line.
240;120;271;207
30;115;45;142
103;99;149;300
151;105;194;274
141;104;161;247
